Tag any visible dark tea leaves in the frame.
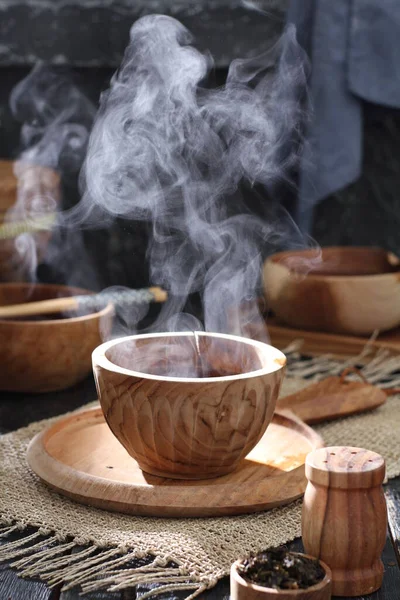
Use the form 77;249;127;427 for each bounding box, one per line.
237;546;325;590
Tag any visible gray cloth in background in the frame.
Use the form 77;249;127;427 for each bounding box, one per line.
287;0;400;233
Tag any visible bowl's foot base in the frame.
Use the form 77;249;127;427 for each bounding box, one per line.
137;463;238;481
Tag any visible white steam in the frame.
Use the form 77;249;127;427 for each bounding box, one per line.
6;64;95;282
76;15;308;336
11;64;95;174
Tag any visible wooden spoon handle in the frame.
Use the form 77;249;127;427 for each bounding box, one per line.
278;374;386;424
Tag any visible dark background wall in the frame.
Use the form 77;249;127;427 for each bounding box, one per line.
0;0;288;68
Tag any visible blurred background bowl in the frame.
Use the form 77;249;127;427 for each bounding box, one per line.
0;160;60;282
0;282;113;393
263;246;400;336
93;332;286;479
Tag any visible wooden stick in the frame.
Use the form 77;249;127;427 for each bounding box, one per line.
0;286;168;319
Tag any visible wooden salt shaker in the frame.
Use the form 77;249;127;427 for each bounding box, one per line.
302;446;387;597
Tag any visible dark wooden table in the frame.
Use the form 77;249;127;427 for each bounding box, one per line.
1;376;400;600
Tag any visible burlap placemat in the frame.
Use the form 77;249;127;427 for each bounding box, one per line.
1;350;400;599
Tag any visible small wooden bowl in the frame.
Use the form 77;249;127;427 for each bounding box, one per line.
0;160;60;281
263;246;400;335
0;283;113;393
92;332;286;479
231;555;332;600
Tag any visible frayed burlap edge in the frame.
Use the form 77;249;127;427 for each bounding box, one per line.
1;348;400;599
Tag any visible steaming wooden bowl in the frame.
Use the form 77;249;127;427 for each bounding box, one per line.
230;555;332;600
0;160;60;281
263;247;400;335
0;283;113;393
92;332;286;480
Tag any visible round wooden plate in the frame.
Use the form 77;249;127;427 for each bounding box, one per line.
27;406;324;518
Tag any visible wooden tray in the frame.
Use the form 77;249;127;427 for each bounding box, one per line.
27;406;323;518
267;316;400;360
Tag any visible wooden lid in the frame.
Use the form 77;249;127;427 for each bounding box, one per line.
305;446;385;489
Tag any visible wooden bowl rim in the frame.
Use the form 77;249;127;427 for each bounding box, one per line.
92;332;287;383
265;246;400;282
0;282;113;324
231;554;332;595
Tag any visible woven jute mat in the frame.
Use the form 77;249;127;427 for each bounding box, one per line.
1;349;400;599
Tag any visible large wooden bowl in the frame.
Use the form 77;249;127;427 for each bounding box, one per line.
0;160;60;281
0;283;113;393
263;247;400;335
92;332;286;480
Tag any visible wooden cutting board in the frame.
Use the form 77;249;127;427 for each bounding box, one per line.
27;407;323;518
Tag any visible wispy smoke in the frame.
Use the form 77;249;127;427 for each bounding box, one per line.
240;0;288;17
76;15;308;337
11;64;95;174
6;64;95;282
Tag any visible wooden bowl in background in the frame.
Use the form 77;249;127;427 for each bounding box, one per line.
92;332;286;480
0;283;113;393
0;160;60;281
263;247;400;335
230;554;332;600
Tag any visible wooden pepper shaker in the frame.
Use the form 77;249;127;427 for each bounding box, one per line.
302;446;387;597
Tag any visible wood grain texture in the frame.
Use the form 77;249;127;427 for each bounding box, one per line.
9;531;400;600
93;332;286;479
267;317;400;359
386;478;400;564
4;364;400;600
0;566;58;600
61;589;118;600
26;406;323;518
0;532;60;600
287;536;400;600
263;247;400;336
230;556;332;600
277;375;386;424
302;447;387;597
375;532;400;600
0;283;113;393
